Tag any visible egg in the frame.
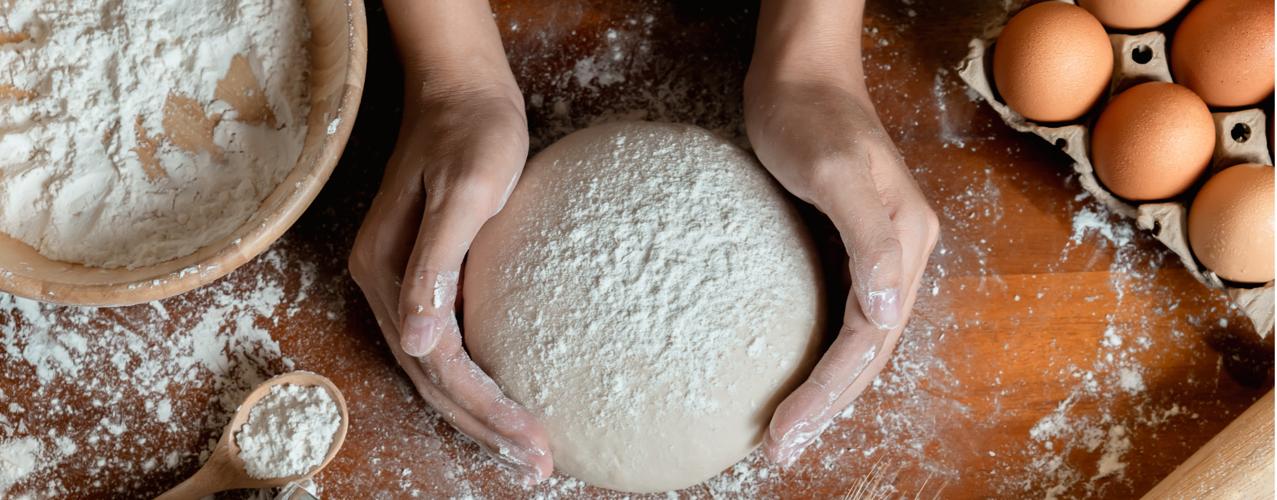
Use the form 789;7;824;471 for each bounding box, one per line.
1091;82;1215;200
993;2;1114;122
1078;0;1191;29
1188;164;1275;283
1171;0;1275;107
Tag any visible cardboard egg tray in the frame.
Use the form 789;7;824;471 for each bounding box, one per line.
958;4;1275;336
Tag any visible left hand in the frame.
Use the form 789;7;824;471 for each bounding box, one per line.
744;74;940;466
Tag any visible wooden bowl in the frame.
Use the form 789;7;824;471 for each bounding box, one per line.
0;0;368;306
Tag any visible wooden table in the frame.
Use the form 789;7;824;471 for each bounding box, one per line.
2;1;1271;498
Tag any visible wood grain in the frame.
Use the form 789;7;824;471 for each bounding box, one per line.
0;1;1271;498
1143;390;1274;500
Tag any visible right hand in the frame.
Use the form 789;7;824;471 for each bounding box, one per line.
348;79;553;484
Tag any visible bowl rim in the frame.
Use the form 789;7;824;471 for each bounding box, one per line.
0;0;368;307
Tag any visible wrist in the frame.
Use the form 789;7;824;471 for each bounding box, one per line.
748;0;869;96
404;57;522;108
385;0;522;112
744;61;873;117
745;57;870;100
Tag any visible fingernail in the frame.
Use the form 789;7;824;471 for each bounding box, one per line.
519;468;544;486
773;420;819;468
488;443;545;486
866;288;901;330
402;314;440;356
503;464;543;487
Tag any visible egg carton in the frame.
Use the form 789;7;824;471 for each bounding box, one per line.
958;14;1275;337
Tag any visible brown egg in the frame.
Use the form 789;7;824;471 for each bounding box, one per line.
1188;164;1275;283
993;2;1114;122
1172;0;1275;107
1091;82;1215;200
1078;0;1191;29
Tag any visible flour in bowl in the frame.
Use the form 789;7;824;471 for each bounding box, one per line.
0;0;310;268
236;383;340;479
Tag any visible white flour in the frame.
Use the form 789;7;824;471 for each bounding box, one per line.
0;246;320;497
465;122;822;491
0;437;42;496
995;201;1218;498
478;125;818;422
0;0;310;268
237;383;341;479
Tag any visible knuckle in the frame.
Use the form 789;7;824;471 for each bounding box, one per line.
923;207;940;234
851;235;903;281
841;308;876;332
925;215;941;248
483;114;530;152
431;171;507;215
907;203;942;251
860;234;903;265
347;240;374;284
453;176;507;214
806;156;855;194
347;253;365;281
805;375;833;395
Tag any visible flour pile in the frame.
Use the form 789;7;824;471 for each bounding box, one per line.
0;437;42;496
0;0;310;268
237;383;341;479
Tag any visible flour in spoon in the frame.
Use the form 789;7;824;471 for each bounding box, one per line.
236;383;340;479
0;0;310;268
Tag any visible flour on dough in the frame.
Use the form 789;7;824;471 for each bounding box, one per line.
464;121;824;493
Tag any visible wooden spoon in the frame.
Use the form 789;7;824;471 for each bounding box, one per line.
156;371;349;500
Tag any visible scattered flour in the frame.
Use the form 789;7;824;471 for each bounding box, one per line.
0;0;311;268
0;0;1257;497
1091;426;1131;481
1117;368;1145;394
516;9;745;152
1069;206;1134;247
237;384;341;479
994;200;1231;498
0;246;319;497
0;437;42;496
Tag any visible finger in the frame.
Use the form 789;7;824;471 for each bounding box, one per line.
364;274;553;484
350;139;547;481
876;153;941;266
892;204;941;285
828;241;932;412
763;296;885;467
398;187;494;357
421;312;555;483
763;228;931;467
816;151;905;330
349;150;434;288
359;274;489;441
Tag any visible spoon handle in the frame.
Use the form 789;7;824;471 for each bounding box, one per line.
154;458;236;500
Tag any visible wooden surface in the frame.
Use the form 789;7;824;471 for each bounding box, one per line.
1;1;1273;498
1143;390;1274;499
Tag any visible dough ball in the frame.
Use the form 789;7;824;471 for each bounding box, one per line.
464;121;824;493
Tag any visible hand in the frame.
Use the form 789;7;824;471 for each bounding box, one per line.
348;81;553;484
744;75;940;466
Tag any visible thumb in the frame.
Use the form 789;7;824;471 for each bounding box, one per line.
398;187;494;357
819;153;904;330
